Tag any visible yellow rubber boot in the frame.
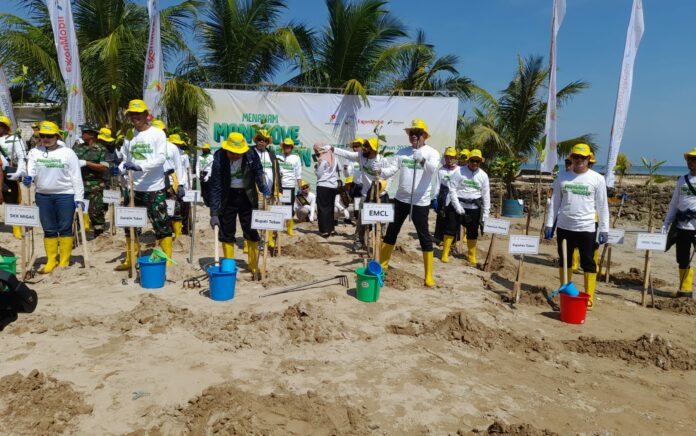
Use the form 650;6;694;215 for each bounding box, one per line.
12;225;23;240
83;213;91;231
159;236;173;265
58;236;74;267
679;268;693;294
466;239;478;264
247;241;259;273
115;238;139;271
267;231;275;248
286;219;295;236
380;243;395;270
172;220;183;239
222;242;235;259
423;250;436;288
39;237;59;274
441;235;454;263
572;248;579;273
243;239;249;253
593;247;600;270
584;272;597;310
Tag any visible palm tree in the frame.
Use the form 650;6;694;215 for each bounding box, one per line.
387;30;473;98
198;0;311;85
290;0;417;98
614;152;632;188
0;0;210;132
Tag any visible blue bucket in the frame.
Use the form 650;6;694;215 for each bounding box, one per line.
366;260;384;287
220;258;235;272
502;199;524;218
207;264;237;301
137;255;166;289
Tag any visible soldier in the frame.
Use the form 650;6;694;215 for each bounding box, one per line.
0;115;28;239
73;123;109;238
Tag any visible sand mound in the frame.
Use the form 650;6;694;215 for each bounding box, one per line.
485;255;517;278
388;310;551;354
393;245;420;263
0;370;92;434
648;297;696;315
246;302;351;344
280;235;336;259
148;384;369;435
611;267;667;288
469;420;559;435
384;267;423;290
261;267;316;288
564;334;696;370
501;286;557;308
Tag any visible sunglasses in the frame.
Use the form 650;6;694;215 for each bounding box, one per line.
255;138;268;143
409;129;424;137
39;134;56;139
571;155;589;160
469;159;482;164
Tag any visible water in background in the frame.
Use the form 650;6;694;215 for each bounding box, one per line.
522;164;686;177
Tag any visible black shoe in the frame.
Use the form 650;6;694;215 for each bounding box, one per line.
676;291;694;299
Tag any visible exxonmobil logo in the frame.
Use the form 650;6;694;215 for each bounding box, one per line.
57;15;72;72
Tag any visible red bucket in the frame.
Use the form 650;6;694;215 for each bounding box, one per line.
560;292;590;324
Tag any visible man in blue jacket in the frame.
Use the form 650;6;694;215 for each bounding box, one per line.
209;132;270;276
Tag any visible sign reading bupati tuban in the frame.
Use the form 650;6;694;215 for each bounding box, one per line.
198;89;458;185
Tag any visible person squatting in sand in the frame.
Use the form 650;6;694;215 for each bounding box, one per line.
294;180;316;223
544;143;609;310
379;119;441;287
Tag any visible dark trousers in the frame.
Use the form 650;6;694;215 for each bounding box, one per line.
676;228;696;269
218;188;259;243
281;186;296;216
201;179;211;207
3;179;20;204
316;185;338;234
383;199;433;252
444;205;481;240
557;228;596;273
181;201;191;234
35;193;75;238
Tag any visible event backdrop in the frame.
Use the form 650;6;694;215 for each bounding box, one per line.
198;89;458;187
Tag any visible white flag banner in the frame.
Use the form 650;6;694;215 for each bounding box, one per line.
605;0;644;188
143;0;166;119
540;0;566;173
0;65;17;129
47;0;85;148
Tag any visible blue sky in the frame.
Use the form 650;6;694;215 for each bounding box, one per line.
3;0;694;165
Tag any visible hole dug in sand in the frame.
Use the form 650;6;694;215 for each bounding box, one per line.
563;333;696;371
0;370;93;434
383;267;424;290
610;267;668;288
388;310;552;354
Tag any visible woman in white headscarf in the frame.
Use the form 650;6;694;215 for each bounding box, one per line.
314;143;338;237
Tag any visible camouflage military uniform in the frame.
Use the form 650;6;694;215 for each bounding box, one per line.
73;142;107;233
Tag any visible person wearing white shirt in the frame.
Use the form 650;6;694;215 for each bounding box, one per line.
196;143;214;206
545;144;609;309
662;147;696;298
116;100;173;271
253;129;281;251
432;147;459;247
342;138;365;213
24;121;84;274
0;115;28;239
314;143;339;237
294;181;317;223
276;137;303;236
445;149;490;264
378;119;441;288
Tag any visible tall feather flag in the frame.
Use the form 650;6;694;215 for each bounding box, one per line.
0;65;17;129
605;0;644;188
47;0;85;148
540;0;566;173
143;0;166;120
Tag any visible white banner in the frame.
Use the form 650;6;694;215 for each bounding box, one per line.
0;65;17;129
540;0;566;173
605;0;644;188
143;0;166;119
199;89;458;186
48;0;85;148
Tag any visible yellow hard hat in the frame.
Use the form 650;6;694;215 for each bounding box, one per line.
168;133;185;146
684;147;696;160
98;127;115;143
404;119;430;138
365;137;379;151
345;176;353;184
31;121;40;129
254;128;272;141
151;119;166;130
38;121;61;136
379;179;387;193
351;137;365;146
201;143;211;150
444;147;457;157
300;180;309;188
125;99;149;114
221;132;249;154
459;148;470;159
282;138;295;147
468;149;485;162
570;143;592;157
0;115;11;129
589;153;597;164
